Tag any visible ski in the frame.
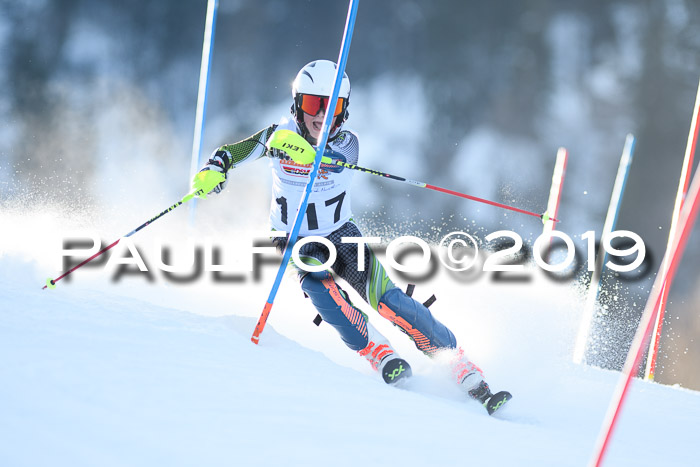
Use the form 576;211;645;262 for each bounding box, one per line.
469;380;512;415
484;391;513;416
381;358;412;385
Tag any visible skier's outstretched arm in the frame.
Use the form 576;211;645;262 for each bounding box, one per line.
191;125;278;197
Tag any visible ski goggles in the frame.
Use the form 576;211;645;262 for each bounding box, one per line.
298;94;346;117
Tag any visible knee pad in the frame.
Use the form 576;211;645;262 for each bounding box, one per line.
301;275;368;351
377;287;456;355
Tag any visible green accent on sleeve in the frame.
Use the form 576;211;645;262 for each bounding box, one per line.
219;125;277;167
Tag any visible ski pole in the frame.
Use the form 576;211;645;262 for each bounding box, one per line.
330;159;558;222
268;130;559;223
251;0;360;345
42;188;204;290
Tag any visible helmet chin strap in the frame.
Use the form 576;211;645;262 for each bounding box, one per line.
291;104;311;142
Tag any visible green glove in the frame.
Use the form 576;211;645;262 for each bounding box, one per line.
190;169;226;200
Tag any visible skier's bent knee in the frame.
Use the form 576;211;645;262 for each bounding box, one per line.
377;287;457;354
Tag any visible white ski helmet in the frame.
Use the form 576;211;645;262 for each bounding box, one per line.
291;60;351;137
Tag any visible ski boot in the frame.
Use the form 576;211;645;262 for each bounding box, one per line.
359;323;412;386
452;348;512;415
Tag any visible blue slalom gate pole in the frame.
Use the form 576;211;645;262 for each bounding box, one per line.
252;0;360;344
188;0;219;225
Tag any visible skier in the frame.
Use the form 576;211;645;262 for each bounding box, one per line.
191;60;510;414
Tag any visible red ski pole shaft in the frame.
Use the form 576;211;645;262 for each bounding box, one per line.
43;239;121;290
423;183;554;222
326;159;558;222
43;190;202;290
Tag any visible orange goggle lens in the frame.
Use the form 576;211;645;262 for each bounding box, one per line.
299;94;346;117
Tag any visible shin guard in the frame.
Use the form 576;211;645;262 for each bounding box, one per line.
301;274;368;351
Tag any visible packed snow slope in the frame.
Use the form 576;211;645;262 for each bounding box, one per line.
1;207;700;467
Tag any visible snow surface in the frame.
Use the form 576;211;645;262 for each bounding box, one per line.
2;206;700;467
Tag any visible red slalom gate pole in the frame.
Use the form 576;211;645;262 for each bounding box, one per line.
645;77;700;380
589;165;700;467
542;147;569;245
